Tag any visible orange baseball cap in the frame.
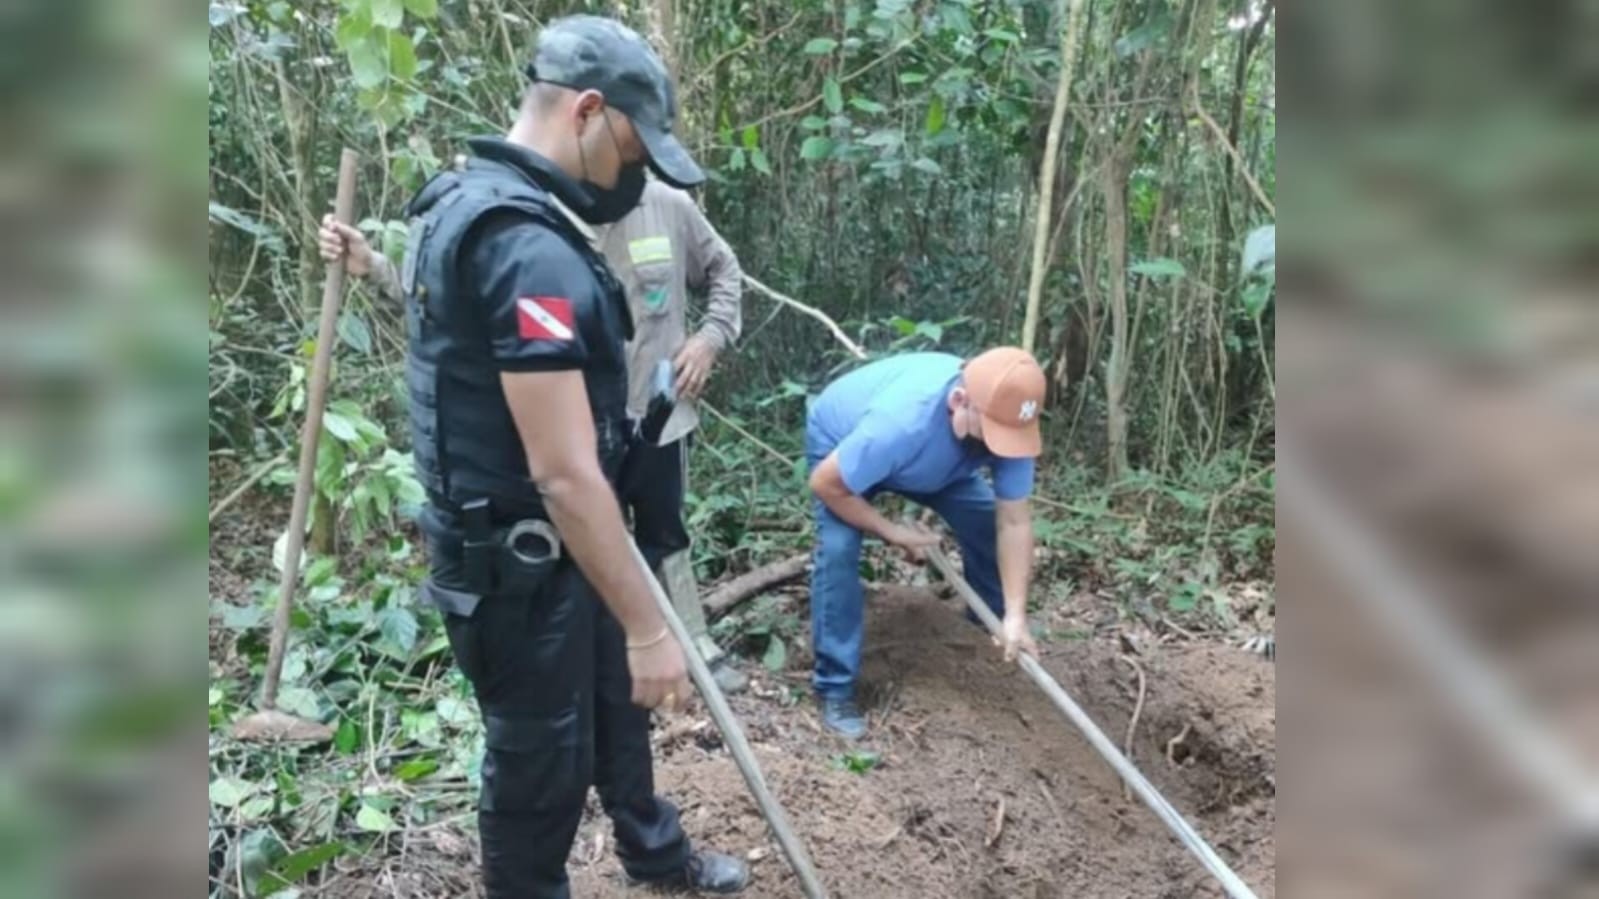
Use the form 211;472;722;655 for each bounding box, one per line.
964;347;1046;458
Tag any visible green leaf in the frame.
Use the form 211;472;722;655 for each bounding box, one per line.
1241;225;1276;277
264;842;346;891
402;0;438;17
762;636;787;672
348;37;386;89
862;129;902;149
750;148;772;175
322;411;358;443
334;719;360;754
208;202;283;251
925;96;946;135
209;776;254;808
801;115;828;131
334;7;372;52
356;803;395;833
370;0;404;28
803;37;838;55
1240;281;1272;319
899;71;928;84
800;136;834;160
741;125;759;150
378;605;419;655
822;78;843;114
395;758;439;782
388;30;417;82
911;157;942;175
983;27;1019;43
337;312;373;354
437;696;474;726
849;96;887;114
240;795;276;822
727;147;746;172
370;474;392;517
1168;583;1201;613
278;686;321;720
1130;257;1186;279
831;750;881;774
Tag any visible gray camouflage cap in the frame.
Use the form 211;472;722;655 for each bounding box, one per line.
526;15;704;188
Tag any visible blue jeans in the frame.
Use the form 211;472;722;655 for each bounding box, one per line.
807;462;1006;700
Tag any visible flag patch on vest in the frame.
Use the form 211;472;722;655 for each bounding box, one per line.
517;297;575;341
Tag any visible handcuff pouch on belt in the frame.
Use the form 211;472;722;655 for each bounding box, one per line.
459;497;562;598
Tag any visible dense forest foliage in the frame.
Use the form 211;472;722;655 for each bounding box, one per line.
208;0;1274;892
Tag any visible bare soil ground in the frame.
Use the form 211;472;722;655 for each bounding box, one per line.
327;586;1276;898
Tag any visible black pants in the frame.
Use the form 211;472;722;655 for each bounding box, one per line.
619;437;691;572
428;529;689;898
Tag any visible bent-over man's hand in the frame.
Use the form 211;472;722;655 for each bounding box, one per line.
995;612;1040;663
882;522;940;563
625;627;692;713
318;214;375;278
672;334;717;400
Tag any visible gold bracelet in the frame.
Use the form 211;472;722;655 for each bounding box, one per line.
626;626;670;650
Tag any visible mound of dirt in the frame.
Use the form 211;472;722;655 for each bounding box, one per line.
559;586;1276;898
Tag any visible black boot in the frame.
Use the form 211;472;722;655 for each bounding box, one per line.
629;849;750;894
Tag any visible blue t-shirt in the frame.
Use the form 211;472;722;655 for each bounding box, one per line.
806;353;1035;501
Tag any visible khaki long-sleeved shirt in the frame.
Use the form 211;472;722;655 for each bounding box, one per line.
367;179;740;447
597;180;742;446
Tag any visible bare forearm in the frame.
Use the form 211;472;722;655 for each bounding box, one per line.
541;470;664;639
996;510;1033;619
816;489;894;541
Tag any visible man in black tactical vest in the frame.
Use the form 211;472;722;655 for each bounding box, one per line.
401;16;748;897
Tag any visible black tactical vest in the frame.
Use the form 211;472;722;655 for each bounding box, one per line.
400;153;632;519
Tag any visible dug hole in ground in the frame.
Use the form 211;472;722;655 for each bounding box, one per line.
343;582;1276;898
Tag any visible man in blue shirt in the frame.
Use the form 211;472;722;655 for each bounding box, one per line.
805;347;1046;737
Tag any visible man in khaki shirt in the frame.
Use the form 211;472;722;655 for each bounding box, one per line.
597;179;746;692
319;178;746;691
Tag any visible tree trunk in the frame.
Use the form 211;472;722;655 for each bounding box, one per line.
1019;0;1090;353
1101;148;1132;481
645;0;679;84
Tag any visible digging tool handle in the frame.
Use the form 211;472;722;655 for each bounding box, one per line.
261;148;360;710
926;546;1259;899
628;543;829;899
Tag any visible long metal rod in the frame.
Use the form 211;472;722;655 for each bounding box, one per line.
630;543;830;899
1278;447;1599;833
926;547;1259;899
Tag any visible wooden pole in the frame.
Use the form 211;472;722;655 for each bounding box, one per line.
629;543;829;898
259;148;360;711
925;546;1258;899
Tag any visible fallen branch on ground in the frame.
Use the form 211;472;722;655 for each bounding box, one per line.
705;553;810;620
1119;654;1148;802
1166;723;1192;767
208;450;289;524
742;274;868;360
